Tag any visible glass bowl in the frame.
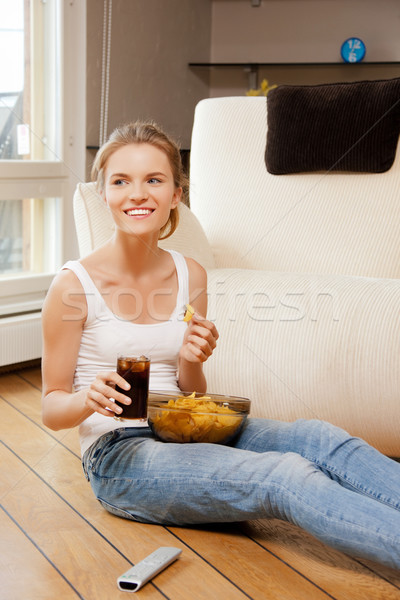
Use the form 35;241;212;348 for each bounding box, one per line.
147;391;251;444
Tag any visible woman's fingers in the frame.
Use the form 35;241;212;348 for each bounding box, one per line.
182;319;219;362
188;320;218;348
186;333;214;357
191;314;219;340
185;341;209;362
86;393;122;417
86;371;131;416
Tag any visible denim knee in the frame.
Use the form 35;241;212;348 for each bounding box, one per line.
290;418;364;466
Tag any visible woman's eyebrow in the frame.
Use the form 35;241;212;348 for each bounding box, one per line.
108;172;128;179
147;171;167;178
108;171;167;179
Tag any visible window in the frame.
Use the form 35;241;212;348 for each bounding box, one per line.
0;0;86;365
0;0;62;278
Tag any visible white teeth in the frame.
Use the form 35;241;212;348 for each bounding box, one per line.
126;209;152;216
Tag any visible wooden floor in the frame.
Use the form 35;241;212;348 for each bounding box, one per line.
1;366;400;600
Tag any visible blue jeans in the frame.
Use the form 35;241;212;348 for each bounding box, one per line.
82;418;400;570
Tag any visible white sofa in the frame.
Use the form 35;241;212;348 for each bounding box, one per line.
74;96;400;456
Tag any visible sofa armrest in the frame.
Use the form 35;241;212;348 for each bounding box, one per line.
204;268;400;456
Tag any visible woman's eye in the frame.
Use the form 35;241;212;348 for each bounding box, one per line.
113;179;125;186
148;177;161;184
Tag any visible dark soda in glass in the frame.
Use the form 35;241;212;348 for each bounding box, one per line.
115;356;150;419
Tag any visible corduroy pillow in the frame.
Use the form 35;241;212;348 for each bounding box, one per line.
265;77;400;174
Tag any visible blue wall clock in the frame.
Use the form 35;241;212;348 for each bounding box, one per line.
341;38;366;63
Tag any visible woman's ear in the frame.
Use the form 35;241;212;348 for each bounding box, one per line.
171;187;182;209
100;187;109;207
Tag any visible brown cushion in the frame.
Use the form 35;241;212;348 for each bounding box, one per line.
265;77;400;174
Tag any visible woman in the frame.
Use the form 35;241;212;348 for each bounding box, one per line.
42;121;400;570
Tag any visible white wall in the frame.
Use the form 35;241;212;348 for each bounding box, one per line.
209;0;400;95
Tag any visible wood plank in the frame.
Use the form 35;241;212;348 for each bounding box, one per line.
0;372;44;422
18;366;43;389
0;439;30;500
167;523;331;600
0;371;81;456
241;519;400;600
0;507;79;600
356;558;400;590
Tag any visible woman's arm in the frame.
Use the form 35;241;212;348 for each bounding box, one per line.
178;259;219;393
41;270;131;430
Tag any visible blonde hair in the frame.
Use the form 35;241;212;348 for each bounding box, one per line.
91;121;188;240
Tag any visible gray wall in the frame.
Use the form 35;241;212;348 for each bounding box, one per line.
86;0;212;178
209;0;400;95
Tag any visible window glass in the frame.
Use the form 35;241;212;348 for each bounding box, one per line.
0;196;61;275
0;0;60;161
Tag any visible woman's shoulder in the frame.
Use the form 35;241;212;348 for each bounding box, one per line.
180;256;208;314
51;264;85;292
183;256;207;308
184;256;207;284
43;265;87;322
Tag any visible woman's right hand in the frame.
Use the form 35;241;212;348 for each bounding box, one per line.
85;371;132;417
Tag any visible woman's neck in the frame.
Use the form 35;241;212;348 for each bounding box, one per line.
111;229;163;274
85;229;163;280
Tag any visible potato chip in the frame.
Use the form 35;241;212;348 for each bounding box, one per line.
183;304;195;322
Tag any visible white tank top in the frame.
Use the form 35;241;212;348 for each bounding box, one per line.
62;249;189;456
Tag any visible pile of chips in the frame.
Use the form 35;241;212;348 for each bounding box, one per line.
149;393;243;443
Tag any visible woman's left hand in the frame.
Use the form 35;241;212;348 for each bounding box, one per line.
179;313;219;363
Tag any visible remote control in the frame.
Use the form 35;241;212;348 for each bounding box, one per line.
117;546;182;592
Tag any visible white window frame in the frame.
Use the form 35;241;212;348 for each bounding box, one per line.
0;0;86;363
0;1;86;308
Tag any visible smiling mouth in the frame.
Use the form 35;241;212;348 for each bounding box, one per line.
125;208;154;217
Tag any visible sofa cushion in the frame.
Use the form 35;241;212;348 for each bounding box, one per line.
265;77;400;174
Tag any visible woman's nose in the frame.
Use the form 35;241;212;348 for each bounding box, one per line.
128;184;148;201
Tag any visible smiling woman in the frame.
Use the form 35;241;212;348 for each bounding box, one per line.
40;119;400;572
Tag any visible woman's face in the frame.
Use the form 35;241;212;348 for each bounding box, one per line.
104;143;181;237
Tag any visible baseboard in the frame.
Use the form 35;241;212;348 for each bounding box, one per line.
0;358;41;374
